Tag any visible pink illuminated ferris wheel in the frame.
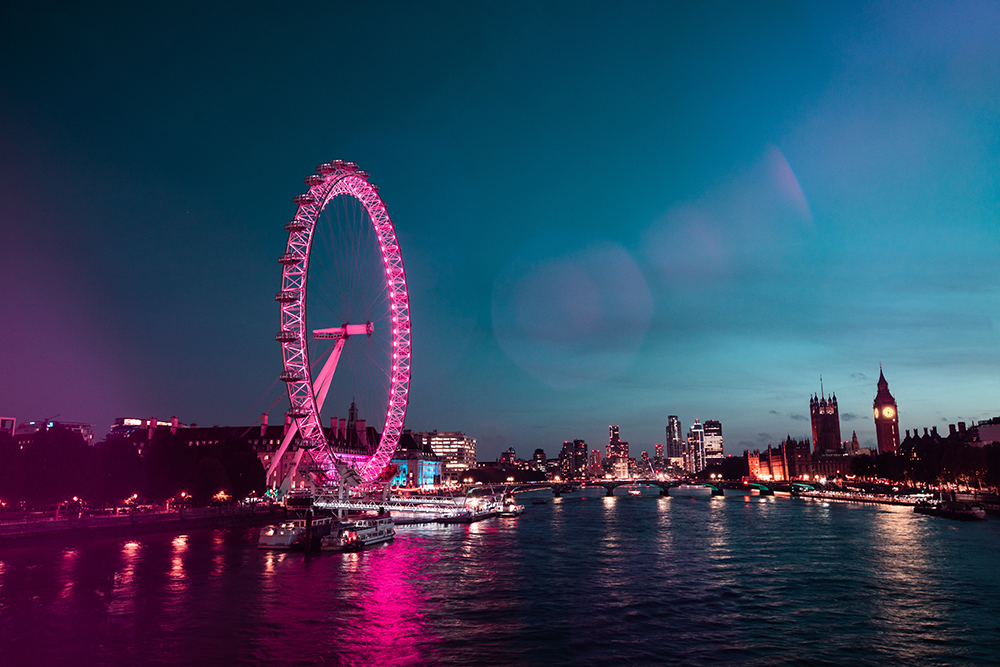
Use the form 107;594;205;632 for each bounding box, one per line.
272;161;410;486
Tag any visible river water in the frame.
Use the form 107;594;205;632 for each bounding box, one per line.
2;491;999;666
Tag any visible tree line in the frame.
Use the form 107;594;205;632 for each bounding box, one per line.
0;426;266;508
850;442;1000;489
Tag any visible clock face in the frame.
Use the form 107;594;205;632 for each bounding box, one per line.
882;406;895;419
874;407;880;419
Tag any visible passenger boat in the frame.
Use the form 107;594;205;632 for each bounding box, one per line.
498;499;525;516
322;515;396;551
913;500;986;521
669;484;714;498
258;515;335;549
436;508;491;524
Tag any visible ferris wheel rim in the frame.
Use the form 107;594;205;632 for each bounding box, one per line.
276;161;411;484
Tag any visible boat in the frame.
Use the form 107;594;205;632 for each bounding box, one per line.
627;487;642;496
436;507;496;524
258;514;335;549
498;499;525;516
913;500;986;521
322;515;395;551
669;484;714;498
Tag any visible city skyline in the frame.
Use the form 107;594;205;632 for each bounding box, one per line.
2;3;999;460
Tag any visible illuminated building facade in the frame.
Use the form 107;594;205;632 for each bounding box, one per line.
666;416;684;459
14;420;95;446
391;430;442;488
745;436;847;482
558;439;589;479
532;448;547;472
703;420;724;466
498;447;516;467
589;449;603;477
1;417;15;437
873;368;900;454
411;430;477;482
686;419;705;473
607;425;630;478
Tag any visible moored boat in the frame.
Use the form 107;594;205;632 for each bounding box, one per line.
913;500;986;521
498;500;525;516
437;507;496;524
669;484;713;498
322;515;396;551
258;515;335;549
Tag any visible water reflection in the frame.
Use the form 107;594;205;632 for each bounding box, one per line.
108;541;141;618
326;539;438;666
58;547;79;599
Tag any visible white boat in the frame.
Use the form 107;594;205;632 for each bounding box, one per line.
322;515;395;551
258;515;335;550
669;484;714;498
498;500;525;516
436;508;488;524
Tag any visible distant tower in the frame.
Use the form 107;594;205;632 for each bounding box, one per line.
703;420;724;466
666;416;684;459
686;419;705;473
873;367;900;454
810;380;842;455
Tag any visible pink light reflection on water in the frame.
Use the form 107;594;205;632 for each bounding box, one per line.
254;535;442;666
327;537;441;667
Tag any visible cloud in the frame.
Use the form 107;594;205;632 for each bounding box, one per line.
851;373;869;381
789;413;808;421
842;412;860;422
769;410;779;416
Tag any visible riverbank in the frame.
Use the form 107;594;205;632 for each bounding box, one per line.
793;490;917;506
0;504;287;545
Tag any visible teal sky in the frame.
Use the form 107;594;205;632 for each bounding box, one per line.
1;2;998;459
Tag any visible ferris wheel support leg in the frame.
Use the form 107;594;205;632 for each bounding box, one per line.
267;421;299;481
312;336;347;414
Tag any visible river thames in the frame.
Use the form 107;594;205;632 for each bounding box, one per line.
2;491;999;666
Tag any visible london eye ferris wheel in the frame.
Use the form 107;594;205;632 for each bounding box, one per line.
270;161;410;487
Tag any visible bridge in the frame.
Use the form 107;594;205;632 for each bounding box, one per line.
506;479;775;497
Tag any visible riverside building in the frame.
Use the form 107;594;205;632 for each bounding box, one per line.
412;431;477;482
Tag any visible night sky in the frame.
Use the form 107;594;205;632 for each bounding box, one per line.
2;2;998;460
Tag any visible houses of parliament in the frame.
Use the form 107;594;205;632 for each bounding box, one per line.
746;368;901;481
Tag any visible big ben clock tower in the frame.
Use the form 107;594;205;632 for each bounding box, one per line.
873;367;900;454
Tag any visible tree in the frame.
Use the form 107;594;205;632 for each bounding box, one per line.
20;426;92;506
143;431;195;501
91;439;144;505
0;431;25;502
216;438;266;500
192;457;229;504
